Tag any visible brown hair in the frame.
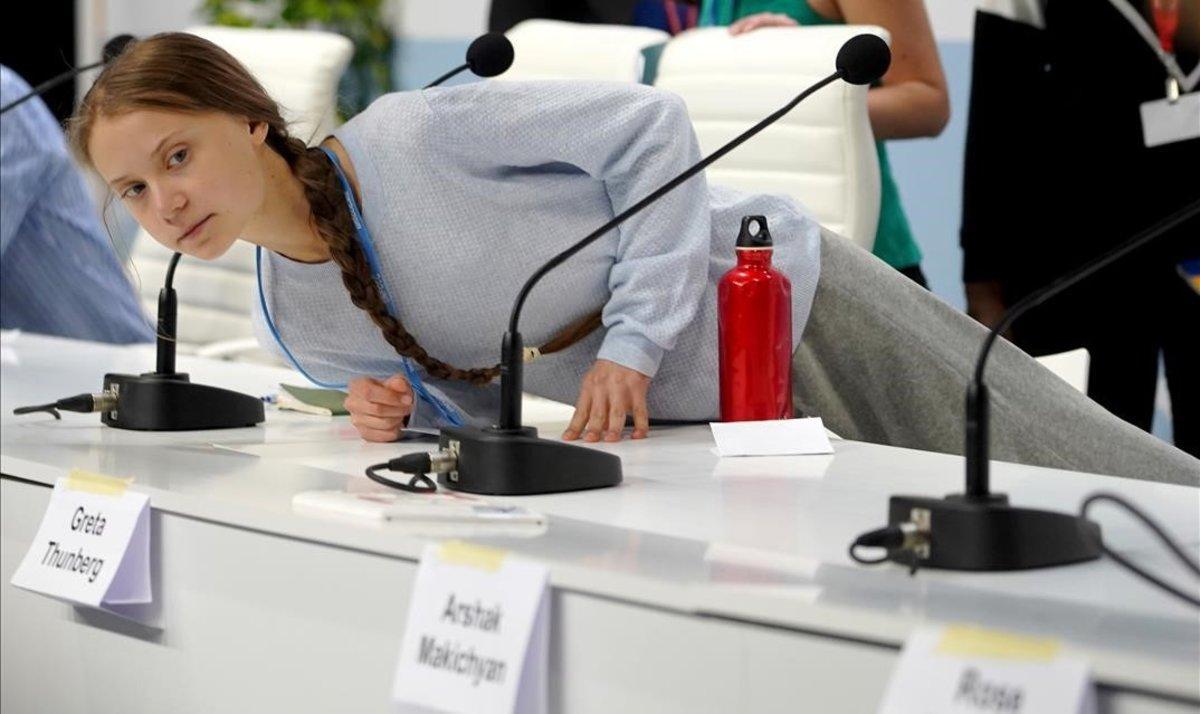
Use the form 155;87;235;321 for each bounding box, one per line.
70;32;599;385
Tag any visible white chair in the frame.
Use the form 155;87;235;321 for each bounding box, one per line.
497;19;670;82
654;26;884;249
129;26;353;360
1035;348;1090;394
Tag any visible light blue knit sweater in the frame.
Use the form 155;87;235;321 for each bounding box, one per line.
253;80;821;427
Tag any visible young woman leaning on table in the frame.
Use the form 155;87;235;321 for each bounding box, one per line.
702;0;951;287
70;33;1198;484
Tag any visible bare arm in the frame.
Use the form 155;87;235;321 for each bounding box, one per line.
727;2;950;139
836;0;950;139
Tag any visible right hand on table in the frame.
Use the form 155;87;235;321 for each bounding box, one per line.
344;374;413;442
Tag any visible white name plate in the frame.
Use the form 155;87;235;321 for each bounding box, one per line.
879;625;1095;714
10;471;152;621
393;541;549;714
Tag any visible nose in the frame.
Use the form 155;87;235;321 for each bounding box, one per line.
155;184;187;223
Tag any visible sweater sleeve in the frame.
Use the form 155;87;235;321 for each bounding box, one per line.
422;80;711;378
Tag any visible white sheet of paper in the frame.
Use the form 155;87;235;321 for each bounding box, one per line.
10;476;152;620
1141;92;1200;147
709;417;834;457
878;625;1095;714
393;542;549;714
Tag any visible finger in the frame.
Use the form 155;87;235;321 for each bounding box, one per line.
631;395;650;439
728;13;766;34
362;380;409;408
347;376;381;399
351;412;406;433
740;16;771;32
345;394;410;419
605;396;627;442
583;390;608;442
384;374;413;398
563;391;592;440
746;14;794;31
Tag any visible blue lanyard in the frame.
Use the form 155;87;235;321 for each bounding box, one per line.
254;147;464;427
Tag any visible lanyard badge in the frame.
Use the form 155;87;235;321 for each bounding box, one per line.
1139;0;1199;147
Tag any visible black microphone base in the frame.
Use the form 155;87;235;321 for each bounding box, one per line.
101;372;265;431
436;425;622;495
886;493;1102;571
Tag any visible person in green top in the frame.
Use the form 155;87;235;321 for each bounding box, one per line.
700;0;950;287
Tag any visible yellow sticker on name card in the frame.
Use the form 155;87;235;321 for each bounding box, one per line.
437;540;508;572
65;469;132;496
936;625;1062;661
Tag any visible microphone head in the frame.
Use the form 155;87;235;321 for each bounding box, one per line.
835;34;891;85
102;34;137;64
465;33;515;78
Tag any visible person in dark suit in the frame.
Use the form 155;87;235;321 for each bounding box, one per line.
960;0;1199;457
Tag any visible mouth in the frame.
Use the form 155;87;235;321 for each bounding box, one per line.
178;214;213;244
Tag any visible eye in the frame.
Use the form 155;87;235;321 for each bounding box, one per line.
167;147;188;168
121;183;146;200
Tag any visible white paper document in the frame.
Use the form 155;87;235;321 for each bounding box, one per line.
878;625;1095;714
709;417;834;457
393;542;549;714
10;471;153;622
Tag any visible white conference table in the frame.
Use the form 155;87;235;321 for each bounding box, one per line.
2;332;1197;713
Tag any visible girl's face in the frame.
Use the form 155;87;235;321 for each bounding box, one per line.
89;109;268;260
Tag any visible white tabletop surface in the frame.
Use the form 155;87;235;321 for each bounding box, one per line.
2;331;1198;699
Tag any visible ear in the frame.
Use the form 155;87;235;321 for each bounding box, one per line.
249;120;269;146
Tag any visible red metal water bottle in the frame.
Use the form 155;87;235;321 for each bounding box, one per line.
718;216;793;421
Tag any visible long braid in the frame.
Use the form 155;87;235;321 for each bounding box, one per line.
271;132;503;385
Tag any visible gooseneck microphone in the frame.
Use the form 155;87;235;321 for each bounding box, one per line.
14;251;266;430
0;34;135;116
852;196;1200;572
379;34;891;496
964;198;1200;500
424;32;515;89
91;252;266;430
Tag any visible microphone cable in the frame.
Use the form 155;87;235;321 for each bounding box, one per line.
364;452;449;494
12;393;116;420
1080;492;1200;608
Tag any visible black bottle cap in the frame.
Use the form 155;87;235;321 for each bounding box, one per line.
736;215;772;248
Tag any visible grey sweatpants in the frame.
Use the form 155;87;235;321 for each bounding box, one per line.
792;229;1200;486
